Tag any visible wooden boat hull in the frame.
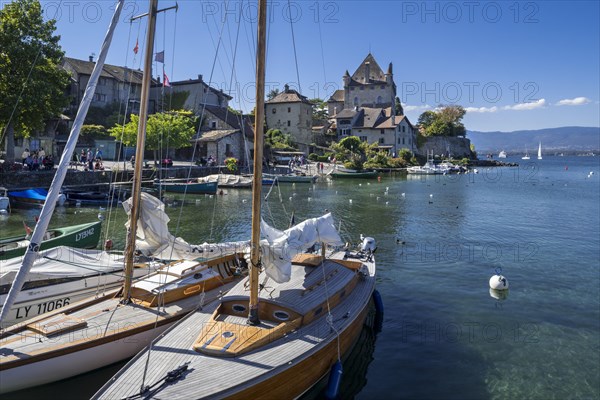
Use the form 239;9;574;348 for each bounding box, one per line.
0;221;102;260
0;256;242;394
0;318;174;393
154;181;218;194
92;252;376;400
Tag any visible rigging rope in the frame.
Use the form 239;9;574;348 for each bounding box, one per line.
286;0;302;94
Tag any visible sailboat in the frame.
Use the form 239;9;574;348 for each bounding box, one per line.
522;147;530;160
537;142;543;160
93;1;379;399
0;1;246;393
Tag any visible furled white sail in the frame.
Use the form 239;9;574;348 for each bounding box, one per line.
0;246;126;287
123;193;248;260
0;1;125;325
260;213;343;283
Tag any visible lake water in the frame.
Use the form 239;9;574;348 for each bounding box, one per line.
1;156;599;399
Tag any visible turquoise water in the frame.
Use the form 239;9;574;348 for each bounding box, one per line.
1;156;598;399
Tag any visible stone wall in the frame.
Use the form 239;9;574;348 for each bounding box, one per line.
419;136;473;158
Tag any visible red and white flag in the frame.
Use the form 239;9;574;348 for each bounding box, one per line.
163;71;171;87
133;39;139;54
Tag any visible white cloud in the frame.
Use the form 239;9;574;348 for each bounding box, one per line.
503;99;546;111
465;106;498;113
404;104;433;112
556;97;591;106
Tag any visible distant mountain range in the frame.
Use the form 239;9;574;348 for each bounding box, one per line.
467;126;600;153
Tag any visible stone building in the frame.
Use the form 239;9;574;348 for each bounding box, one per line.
192;105;254;167
327;53;416;155
149;75;231;114
265;84;314;154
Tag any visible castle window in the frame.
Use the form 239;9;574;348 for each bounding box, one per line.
287;120;291;127
288;107;291;113
211;121;217;129
378;138;385;144
360;136;367;142
353;97;358;106
380;129;385;134
377;96;382;104
402;126;406;133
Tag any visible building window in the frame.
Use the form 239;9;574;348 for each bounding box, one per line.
287;107;291;113
360;136;367;142
397;137;401;144
402;125;406;132
272;108;276;114
287;120;291;127
99;78;107;85
353;97;358;106
94;93;106;102
378;138;385;144
225;144;232;157
380;129;385;134
211;121;217;129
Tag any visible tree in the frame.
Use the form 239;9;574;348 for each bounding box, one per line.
267;88;280;101
0;0;71;160
265;128;294;150
309;98;328;121
109;110;196;162
418;106;467;137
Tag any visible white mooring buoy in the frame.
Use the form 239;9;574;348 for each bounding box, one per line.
489;274;509;290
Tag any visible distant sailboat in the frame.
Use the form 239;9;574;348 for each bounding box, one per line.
537;142;543;160
522;147;530;160
498;150;507;158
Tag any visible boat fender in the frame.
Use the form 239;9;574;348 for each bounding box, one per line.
372;290;384;315
373;290;384;333
325;360;343;399
57;193;66;206
489;274;509;290
104;239;113;251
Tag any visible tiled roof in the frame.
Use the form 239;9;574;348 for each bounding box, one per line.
351;53;386;84
267;86;312;104
63;57;149;85
335;108;358;119
193;129;239;142
327;89;344;102
203;105;254;136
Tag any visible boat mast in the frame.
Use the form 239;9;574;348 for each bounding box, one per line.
248;0;267;325
122;0;158;301
0;0;126;327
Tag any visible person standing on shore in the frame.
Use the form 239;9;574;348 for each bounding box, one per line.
21;148;30;165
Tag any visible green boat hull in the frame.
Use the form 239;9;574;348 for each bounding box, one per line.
0;221;102;260
330;170;379;179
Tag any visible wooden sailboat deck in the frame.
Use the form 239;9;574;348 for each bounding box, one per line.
94;251;375;399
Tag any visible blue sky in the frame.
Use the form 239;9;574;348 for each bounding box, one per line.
23;0;600;131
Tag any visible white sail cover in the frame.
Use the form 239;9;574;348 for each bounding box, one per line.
123;193;249;260
0;246;126;287
260;213;343;283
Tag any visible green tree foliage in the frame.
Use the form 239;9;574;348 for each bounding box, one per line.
109;110;196;162
0;0;71;160
78;125;108;145
267;88;280;101
309;98;328;121
331;136;369;170
418;106;466;137
265;128;294;150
